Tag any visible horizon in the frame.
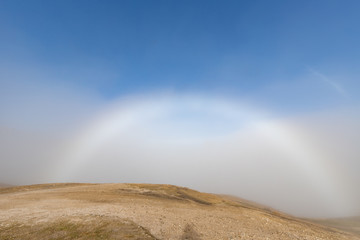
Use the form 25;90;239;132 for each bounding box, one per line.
1;0;360;218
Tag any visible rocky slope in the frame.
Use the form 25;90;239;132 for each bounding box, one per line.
0;183;358;239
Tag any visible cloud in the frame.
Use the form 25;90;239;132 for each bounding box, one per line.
309;68;348;97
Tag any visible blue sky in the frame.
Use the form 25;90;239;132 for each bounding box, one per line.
1;0;359;110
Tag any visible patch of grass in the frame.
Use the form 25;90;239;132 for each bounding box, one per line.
0;183;92;194
0;216;158;240
128;184;222;205
307;217;360;236
180;224;202;240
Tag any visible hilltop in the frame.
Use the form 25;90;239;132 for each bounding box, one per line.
0;183;14;188
307;216;360;236
0;183;358;240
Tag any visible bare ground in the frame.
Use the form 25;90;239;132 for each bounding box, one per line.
0;183;358;240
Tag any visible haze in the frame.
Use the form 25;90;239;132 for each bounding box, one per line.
1;0;360;218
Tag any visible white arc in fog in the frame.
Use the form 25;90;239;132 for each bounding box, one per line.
53;95;354;217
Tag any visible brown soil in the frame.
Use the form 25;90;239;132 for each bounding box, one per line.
0;183;358;239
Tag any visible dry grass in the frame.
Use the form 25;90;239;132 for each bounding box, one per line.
0;216;157;240
180;224;202;240
0;183;15;188
127;183;223;205
307;216;360;236
0;183;90;194
0;183;358;240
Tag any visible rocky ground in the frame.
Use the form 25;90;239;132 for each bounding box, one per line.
0;183;358;239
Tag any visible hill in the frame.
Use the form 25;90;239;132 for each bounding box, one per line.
0;183;14;188
307;216;360;236
0;183;358;239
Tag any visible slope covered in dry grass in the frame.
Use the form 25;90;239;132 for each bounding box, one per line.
0;183;358;239
0;183;14;188
307;216;360;236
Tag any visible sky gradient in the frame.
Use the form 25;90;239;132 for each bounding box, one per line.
1;0;360;218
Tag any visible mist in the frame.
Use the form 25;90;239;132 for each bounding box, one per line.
1;88;359;218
